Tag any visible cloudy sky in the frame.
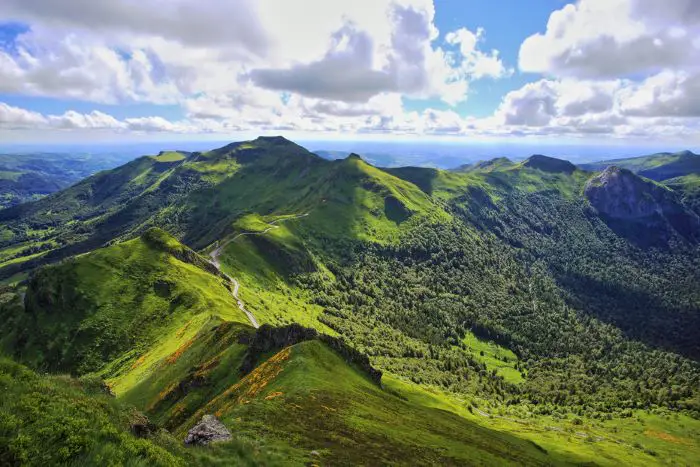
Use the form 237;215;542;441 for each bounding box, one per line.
0;0;699;144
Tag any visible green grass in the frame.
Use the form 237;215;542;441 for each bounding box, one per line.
2;230;249;380
462;331;524;384
181;340;565;466
0;357;186;466
215;224;333;333
152;151;186;163
0;170;22;181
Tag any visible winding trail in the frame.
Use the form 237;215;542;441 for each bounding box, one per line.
208;213;309;328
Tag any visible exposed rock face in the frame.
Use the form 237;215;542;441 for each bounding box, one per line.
585;166;700;245
184;415;232;446
586;166;681;219
522;155;576;174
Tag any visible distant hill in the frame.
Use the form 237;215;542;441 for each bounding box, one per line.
581;150;700;181
581;150;700;216
0;152;138;208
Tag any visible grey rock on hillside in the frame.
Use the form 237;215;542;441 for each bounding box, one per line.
184;415;232;446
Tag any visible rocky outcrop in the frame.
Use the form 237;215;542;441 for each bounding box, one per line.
184;415;232;445
585;166;700;244
522;155;576;174
585;166;678;219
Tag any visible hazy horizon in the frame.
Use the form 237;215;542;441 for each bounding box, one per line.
0;139;696;169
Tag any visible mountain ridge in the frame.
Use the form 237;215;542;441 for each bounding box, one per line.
1;137;699;465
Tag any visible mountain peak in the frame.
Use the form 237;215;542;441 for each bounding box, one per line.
346;153;364;161
674;149;697;158
522;154;576;174
254;135;295;145
585;165;672;220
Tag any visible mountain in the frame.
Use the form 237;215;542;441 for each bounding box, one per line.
521;154;577;174
0;151;138;208
585;166;700;245
581;150;700;181
1;140;700;465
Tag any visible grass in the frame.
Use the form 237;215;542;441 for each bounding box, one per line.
215;223;334;333
181;340;564;466
152;151;186;163
462;331;524;384
383;374;700;466
0;357;186;466
4;230;249;379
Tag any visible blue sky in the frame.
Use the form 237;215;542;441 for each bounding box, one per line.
0;0;698;145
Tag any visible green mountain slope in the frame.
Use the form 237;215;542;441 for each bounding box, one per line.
0;357;187;466
1;229;249;377
581;150;700;182
0;138;447;280
1;140;700;465
0;152;137;209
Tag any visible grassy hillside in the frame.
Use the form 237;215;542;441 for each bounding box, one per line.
0;229;249;378
0;137;450;280
0;357;186;466
0;152;137;208
0;140;699;465
184;339;559;466
581;150;700;181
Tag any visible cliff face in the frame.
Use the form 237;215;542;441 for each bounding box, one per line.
585;166;700;245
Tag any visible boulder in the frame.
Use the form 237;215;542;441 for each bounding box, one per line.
184;415;232;446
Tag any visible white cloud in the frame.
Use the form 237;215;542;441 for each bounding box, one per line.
48;110;125;130
617;70;700;117
0;27;181;104
0;102;47;129
519;0;700;78
445;27;513;79
0;0;509;114
1;0;699;142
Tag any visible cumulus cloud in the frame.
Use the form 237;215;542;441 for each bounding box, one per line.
250;2;503;104
250;24;395;102
0;0;268;58
445;27;512;79
2;0;698;142
0;0;510;113
617;70;700;117
0;28;181;104
519;0;700;78
0;102;47;129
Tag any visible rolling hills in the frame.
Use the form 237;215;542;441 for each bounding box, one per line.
1;137;699;465
0;152;137;209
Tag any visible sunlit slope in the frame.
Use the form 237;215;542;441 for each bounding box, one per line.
0;357;187;466
1;228;249;380
180;340;563;466
0;137;453;280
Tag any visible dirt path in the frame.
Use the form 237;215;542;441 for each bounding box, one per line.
208;213;309;328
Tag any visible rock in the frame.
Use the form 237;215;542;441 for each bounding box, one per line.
584;166;700;245
585;166;678;220
184;415;232;445
130;412;157;438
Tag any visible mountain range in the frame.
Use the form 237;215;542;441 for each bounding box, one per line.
0;137;699;466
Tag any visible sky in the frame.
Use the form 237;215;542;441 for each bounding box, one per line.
0;0;699;146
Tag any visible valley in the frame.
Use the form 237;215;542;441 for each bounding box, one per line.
0;137;699;466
